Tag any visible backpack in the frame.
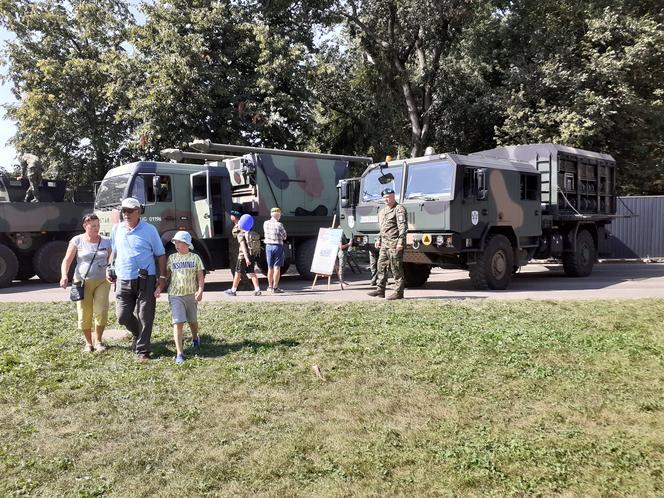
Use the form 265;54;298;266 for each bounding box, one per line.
244;230;262;258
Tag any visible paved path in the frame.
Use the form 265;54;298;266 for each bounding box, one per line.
1;262;663;303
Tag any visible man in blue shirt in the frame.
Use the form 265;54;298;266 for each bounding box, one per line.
108;197;166;360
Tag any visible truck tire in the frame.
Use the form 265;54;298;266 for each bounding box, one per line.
16;256;36;281
0;243;19;288
563;230;595;277
34;240;69;283
294;238;317;280
469;234;514;290
403;263;431;288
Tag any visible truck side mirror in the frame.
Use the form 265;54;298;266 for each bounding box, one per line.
476;169;487;200
378;173;394;185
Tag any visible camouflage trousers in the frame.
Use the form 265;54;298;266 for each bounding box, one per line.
376;246;404;294
337;249;347;282
24;173;41;202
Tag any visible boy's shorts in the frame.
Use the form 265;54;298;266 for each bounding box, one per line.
236;257;256;275
266;244;284;268
168;294;198;324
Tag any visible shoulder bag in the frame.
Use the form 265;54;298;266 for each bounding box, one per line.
70;239;102;302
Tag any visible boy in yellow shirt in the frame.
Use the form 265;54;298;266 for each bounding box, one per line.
155;231;204;364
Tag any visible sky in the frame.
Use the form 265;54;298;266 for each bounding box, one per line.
0;25;16;169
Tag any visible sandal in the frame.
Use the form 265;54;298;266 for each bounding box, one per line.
82;344;94;353
94;342;107;352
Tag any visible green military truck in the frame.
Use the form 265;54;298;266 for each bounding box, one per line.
0;176;92;287
339;143;616;290
94;141;371;279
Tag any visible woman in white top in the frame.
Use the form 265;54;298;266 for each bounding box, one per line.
60;214;112;352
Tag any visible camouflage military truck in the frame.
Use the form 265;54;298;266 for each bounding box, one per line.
94;141;371;279
0;176;93;287
339;143;616;290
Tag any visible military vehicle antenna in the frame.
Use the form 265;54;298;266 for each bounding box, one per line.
189;139;373;164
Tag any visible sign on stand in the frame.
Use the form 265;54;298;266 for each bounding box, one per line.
310;227;344;290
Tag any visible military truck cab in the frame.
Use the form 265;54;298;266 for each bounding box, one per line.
95;161;233;271
342;144;616;290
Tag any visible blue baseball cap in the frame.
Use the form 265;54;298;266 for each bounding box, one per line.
171;231;193;250
381;187;395;196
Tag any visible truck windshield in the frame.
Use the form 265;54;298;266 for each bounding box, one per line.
404;160;455;200
95;173;130;209
361;166;403;202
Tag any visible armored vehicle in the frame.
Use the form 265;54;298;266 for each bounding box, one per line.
339;143;616;290
0;176;92;287
94;142;371;279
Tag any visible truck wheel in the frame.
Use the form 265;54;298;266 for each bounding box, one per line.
403;263;431;288
469;234;514;290
34;240;69;283
16;256;36;281
0;243;19;288
294;238;317;280
563;230;595;277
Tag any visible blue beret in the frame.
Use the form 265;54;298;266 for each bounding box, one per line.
381;187;395;196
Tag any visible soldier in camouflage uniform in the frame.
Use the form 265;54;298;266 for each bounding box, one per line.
19;153;43;203
368;187;407;300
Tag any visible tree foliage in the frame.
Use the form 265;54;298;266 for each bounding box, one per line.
1;0;663;193
0;0;134;186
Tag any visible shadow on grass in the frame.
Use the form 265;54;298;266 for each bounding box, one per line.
150;336;300;359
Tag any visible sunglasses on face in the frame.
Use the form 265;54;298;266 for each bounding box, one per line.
121;208;138;214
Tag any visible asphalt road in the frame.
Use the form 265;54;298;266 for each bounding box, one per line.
1;262;663;303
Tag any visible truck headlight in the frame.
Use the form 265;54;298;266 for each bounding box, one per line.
436;235;444;246
362;236;369;245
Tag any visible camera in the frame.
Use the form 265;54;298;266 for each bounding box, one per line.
106;266;117;282
138;268;148;279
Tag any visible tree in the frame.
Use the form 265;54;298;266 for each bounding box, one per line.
322;0;485;158
494;1;664;194
126;0;318;156
0;0;134;187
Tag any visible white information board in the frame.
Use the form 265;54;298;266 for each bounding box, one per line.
310;228;343;276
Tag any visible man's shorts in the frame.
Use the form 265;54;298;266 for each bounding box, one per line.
168;294;198;324
236;257;256;275
266;244;284;268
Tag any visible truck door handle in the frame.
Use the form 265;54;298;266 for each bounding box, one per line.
481;209;488;215
203;213;210;219
164;215;175;221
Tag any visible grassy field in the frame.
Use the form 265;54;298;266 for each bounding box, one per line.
1;299;663;497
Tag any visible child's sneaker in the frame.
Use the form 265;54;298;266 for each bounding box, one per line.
175;354;185;365
224;289;237;296
254;290;262;296
267;287;274;294
273;287;285;294
192;337;201;349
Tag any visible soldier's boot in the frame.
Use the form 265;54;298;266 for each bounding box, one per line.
385;291;403;300
367;288;385;298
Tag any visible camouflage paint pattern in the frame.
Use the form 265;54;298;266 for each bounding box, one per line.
95;154;348;272
341;151;543;265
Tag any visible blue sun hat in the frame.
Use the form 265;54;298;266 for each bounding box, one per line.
381;187;395;196
171;230;193;250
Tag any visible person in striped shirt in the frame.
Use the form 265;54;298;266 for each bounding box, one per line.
155;231;205;365
263;207;287;293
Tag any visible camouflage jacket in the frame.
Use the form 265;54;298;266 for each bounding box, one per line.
378;203;407;248
20;154;43;177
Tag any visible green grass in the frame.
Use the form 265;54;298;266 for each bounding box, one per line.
1;300;663;497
